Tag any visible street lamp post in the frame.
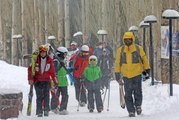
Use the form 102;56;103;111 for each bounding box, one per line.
139;21;149;53
144;15;157;86
97;30;108;42
162;9;179;96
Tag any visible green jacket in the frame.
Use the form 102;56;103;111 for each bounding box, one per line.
57;67;68;87
84;65;102;82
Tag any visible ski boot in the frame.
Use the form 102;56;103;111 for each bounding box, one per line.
59;110;69;115
97;107;103;113
51;108;59;114
129;112;135;117
44;111;49;117
37;113;43;117
136;106;142;115
89;109;94;113
79;102;86;107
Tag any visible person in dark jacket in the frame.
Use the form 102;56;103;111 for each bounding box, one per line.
98;48;113;89
84;55;103;113
28;45;58;117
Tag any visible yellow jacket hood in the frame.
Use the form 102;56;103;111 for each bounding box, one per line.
122;32;135;45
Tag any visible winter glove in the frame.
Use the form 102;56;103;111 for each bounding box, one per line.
142;69;150;80
115;73;124;86
28;80;34;85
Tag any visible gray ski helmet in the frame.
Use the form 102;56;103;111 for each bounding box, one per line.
57;46;68;53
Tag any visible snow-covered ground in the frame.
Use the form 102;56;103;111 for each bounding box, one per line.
0;60;179;120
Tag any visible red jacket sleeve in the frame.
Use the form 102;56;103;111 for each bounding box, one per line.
48;58;58;86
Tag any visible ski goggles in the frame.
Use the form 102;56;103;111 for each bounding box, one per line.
39;45;48;52
90;59;96;61
82;51;89;55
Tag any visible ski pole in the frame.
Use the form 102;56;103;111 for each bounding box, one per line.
102;88;107;105
77;81;84;111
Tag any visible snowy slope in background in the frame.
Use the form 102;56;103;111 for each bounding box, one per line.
0;60;179;120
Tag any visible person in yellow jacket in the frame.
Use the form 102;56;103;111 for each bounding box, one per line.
114;32;150;117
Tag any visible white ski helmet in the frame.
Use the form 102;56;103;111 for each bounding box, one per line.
89;55;98;63
81;45;89;52
57;46;68;53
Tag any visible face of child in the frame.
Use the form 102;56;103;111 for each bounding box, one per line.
90;59;97;65
40;51;47;58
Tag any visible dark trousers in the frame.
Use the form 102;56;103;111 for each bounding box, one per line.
50;86;68;111
34;81;50;114
123;75;142;113
58;87;68;111
50;91;58;110
87;89;103;110
74;77;87;103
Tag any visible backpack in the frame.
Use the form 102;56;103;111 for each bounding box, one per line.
120;45;143;67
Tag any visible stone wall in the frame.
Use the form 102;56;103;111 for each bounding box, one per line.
0;89;23;119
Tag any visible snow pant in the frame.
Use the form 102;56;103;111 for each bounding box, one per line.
123;75;142;113
86;79;103;110
50;86;68;111
74;77;87;104
87;89;103;111
34;81;50;115
58;86;69;111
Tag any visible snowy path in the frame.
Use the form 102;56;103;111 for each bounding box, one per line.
0;61;179;120
18;81;179;120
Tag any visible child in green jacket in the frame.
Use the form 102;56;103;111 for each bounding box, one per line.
83;55;103;113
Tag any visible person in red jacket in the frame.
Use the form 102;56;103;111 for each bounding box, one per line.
73;45;90;107
28;45;58;117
